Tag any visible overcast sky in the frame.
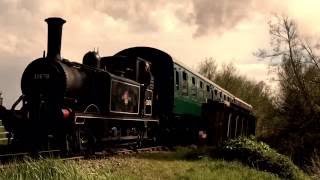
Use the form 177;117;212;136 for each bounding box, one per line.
1;0;320;107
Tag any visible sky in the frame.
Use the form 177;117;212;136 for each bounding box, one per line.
0;0;320;107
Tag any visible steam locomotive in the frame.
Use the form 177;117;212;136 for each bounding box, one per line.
0;17;255;153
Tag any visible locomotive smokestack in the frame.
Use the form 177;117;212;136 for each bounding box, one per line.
45;17;66;60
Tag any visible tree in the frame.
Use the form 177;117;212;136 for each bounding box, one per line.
198;59;276;139
256;15;320;123
198;57;217;81
214;63;237;90
256;15;320;165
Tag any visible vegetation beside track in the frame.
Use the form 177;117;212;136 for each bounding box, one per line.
0;147;283;180
218;137;308;180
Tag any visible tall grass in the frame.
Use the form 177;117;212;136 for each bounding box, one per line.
0;158;84;180
0;151;281;180
309;153;320;179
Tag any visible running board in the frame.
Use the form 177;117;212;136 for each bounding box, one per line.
74;113;159;124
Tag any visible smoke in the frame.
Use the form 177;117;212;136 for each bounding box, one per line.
91;0;255;36
191;0;255;37
91;0;174;33
88;0;290;37
0;0;283;38
87;0;261;36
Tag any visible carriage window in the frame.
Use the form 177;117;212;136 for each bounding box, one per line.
206;85;210;92
183;71;187;80
197;81;204;99
214;90;218;95
191;77;197;96
175;71;180;90
182;71;188;95
224;95;226;100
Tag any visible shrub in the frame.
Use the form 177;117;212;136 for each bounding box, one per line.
219;136;308;180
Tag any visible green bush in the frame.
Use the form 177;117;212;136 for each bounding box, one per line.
219;136;308;180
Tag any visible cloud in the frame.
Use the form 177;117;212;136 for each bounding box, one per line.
187;0;293;37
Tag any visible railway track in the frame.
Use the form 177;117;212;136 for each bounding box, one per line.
0;146;169;163
0;149;61;163
93;146;168;157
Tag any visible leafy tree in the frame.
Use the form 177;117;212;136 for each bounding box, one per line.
197;60;276;139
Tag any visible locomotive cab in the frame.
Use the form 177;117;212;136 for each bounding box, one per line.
100;56;153;86
100;56;154;117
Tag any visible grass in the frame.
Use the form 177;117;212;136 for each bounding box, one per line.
309;153;320;179
0;149;282;180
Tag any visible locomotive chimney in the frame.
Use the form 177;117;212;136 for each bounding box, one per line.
45;17;66;60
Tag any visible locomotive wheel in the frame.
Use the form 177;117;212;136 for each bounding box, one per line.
149;127;160;146
72;125;96;155
66;125;95;155
78;128;88;151
136;132;144;148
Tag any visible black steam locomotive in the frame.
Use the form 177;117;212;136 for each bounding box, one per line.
0;17;255;153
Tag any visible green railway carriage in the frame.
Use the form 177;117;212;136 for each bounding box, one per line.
115;47;255;144
173;59;253;116
173;60;236;117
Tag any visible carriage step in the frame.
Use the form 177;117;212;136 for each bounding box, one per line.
0;138;8;145
0;122;10;145
0;132;8;139
0;126;5;132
